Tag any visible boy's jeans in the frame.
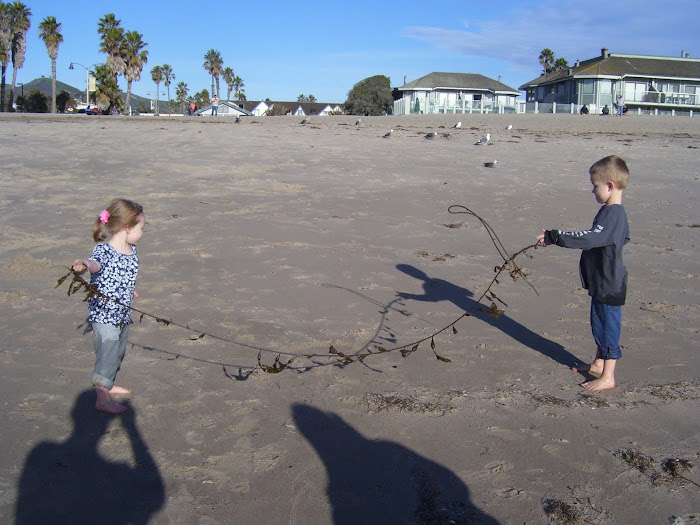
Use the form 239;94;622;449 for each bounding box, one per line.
590;299;622;360
91;322;129;389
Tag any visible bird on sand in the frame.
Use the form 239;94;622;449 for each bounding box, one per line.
453;121;462;129
300;117;310;125
484;160;498;168
383;129;393;138
235;115;241;123
355;119;362;125
425;132;437;139
505;124;513;130
442;132;452;139
474;133;491;145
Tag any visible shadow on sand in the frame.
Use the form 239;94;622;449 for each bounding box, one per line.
15;390;164;525
293;403;499;524
396;263;581;368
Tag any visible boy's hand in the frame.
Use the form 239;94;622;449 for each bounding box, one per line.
537;229;547;246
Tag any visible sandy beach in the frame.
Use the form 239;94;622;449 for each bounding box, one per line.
1;112;698;524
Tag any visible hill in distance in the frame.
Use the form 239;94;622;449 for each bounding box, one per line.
22;77;171;113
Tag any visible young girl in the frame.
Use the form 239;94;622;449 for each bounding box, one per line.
72;198;146;413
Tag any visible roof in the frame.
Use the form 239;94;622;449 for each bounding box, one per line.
519;53;700;90
237;100;344;114
398;72;520;94
194;100;254;116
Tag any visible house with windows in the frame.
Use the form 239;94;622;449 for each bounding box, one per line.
393;72;521;115
229;100;344;117
196;100;254;117
519;48;700;115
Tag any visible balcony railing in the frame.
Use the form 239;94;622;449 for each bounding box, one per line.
624;89;699;106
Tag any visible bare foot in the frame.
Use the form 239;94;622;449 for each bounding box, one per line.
96;399;128;413
581;378;615;391
109;385;131;395
572;363;603;376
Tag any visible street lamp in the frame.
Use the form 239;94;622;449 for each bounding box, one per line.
69;62;93;107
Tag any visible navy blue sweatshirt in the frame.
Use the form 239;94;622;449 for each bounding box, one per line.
544;204;629;306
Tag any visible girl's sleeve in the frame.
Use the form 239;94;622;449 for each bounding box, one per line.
89;244;106;271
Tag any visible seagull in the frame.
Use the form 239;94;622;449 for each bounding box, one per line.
453;121;462;129
425;132;437;139
235;115;241;123
505;124;512;130
355;119;362;125
484;160;498;168
383;129;393;138
474;133;491;145
300;117;310;125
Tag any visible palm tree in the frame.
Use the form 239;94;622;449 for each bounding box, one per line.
161;63;174;113
175;81;187;114
0;2;12;111
9;1;30;110
222;66;234;100
97;13;125;83
122;30;147;115
93;63;121;113
150;65;163;115
233;75;245;101
38;15;62;113
539;48;555;75
553;57;569;72
308;94;316;104
203;49;223;98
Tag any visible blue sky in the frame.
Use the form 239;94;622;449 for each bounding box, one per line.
13;0;700;103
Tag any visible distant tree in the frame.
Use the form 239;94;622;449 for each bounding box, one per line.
539;48;555;74
93;63;121;113
308;94;316;103
553;57;569;72
192;88;209;110
175;81;187;114
9;1;31;110
233;75;245;101
203;49;223;98
344;75;393;115
265;103;289;116
161;63;173;113
97;13;125;84
38;15;62;113
22;87;47;112
55;89;71;112
150;64;163;115
222;66;234;100
297;93;305;102
122;30;147;114
0;2;11;110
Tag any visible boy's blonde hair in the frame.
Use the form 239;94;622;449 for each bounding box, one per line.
92;198;144;242
589;155;629;189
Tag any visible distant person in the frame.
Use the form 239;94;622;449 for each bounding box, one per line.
211;95;220;116
71;199;147;413
602;104;610;115
580;104;589;115
189;101;196;116
537;155;630;391
616;94;625;117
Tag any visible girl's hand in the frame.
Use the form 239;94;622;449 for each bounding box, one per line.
72;259;88;273
133;291;139;300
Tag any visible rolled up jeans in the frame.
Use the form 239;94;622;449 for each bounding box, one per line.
590;299;622;360
91;322;129;389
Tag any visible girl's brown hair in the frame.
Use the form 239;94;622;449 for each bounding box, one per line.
92;198;144;242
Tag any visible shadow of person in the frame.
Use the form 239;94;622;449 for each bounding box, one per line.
15;390;165;525
396;264;580;368
293;404;499;525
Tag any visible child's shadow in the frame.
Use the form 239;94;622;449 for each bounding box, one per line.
397;263;579;368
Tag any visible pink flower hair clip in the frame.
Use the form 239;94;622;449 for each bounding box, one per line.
99;210;110;224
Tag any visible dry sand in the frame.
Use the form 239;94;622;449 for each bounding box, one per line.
1;112;698;524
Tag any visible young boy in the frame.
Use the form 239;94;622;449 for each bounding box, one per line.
537;155;630;391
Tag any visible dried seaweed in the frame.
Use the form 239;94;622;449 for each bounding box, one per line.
57;206;540;374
